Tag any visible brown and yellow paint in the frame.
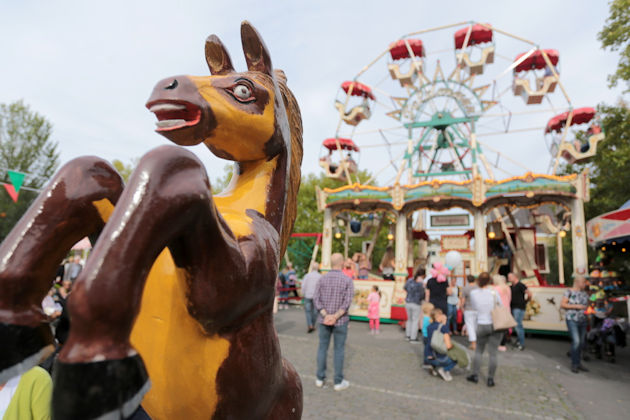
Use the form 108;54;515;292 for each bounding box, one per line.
0;21;303;419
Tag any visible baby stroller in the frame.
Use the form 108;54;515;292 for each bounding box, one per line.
587;317;627;363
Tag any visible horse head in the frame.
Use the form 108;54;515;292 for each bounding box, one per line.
146;21;288;162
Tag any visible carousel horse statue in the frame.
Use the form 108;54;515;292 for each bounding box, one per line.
0;21;303;419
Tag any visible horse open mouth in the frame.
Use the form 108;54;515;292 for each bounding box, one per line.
147;101;201;132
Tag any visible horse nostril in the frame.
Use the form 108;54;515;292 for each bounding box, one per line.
164;79;178;90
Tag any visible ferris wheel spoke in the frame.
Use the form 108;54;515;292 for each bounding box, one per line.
475;139;534;173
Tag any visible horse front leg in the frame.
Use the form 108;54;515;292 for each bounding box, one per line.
54;145;246;420
0;157;123;383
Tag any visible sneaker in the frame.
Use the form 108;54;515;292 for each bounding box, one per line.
405;336;411;341
430;367;438;376
333;380;350;391
571;366;579;374
487;378;495;387
517;345;524;351
409;339;420;344
577;365;589;372
315;379;324;388
436;367;452;381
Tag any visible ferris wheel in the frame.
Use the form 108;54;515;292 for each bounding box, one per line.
322;22;604;186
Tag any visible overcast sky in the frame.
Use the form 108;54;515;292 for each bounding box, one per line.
0;0;625;186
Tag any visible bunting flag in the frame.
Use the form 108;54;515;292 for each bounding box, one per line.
3;183;19;203
7;170;25;192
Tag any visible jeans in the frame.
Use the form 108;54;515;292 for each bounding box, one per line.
405;302;421;340
566;319;587;368
317;323;348;385
304;298;316;328
447;304;458;333
430;354;457;372
512;308;526;346
472;324;502;379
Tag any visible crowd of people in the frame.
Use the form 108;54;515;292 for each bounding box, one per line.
404;267;532;385
1;256;81;419
291;254;630;393
291;257;545;390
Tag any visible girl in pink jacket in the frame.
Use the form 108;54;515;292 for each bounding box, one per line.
368;285;381;334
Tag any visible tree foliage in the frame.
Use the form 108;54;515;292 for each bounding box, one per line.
111;158;137;183
211;164;234;195
560;103;630;221
288;170;395;275
558;103;630;278
599;0;630;91
0;100;60;240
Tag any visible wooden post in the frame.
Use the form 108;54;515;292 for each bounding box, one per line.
473;208;487;274
321;208;333;270
571;198;588;277
556;232;565;285
395;211;408;275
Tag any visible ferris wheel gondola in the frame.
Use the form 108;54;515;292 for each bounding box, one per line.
512;49;559;105
545;107;604;164
387;39;425;87
334;81;374;126
319;137;360;180
454;24;494;75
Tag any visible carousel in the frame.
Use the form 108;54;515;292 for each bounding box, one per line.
316;22;605;332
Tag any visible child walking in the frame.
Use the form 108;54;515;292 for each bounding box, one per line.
421;302;434;367
368;285;381;335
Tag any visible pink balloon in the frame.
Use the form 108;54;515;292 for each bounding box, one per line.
430;262;450;283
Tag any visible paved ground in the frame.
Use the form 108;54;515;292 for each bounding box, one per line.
275;305;630;420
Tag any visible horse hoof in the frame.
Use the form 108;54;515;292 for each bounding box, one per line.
0;322;54;383
52;354;150;420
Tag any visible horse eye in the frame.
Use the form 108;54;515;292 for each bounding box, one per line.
232;84;252;100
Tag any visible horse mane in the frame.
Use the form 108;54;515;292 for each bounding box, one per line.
274;69;303;258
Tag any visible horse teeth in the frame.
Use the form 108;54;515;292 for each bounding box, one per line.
150;103;186;113
156;119;186;128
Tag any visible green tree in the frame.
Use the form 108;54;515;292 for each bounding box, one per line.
0;100;59;240
211;164;234;194
560;103;630;221
111;158;138;183
599;0;630;91
288;170;395;275
559;103;630;278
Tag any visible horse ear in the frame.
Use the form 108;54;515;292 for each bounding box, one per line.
240;21;273;76
205;35;234;75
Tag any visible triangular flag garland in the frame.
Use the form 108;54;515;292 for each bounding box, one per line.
7;170;25;193
3;183;18;203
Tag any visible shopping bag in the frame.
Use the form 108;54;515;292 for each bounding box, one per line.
430;325;448;354
491;291;517;330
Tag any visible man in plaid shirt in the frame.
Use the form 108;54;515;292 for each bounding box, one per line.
314;253;354;391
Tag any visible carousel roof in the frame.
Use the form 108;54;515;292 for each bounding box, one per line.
317;172;583;214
